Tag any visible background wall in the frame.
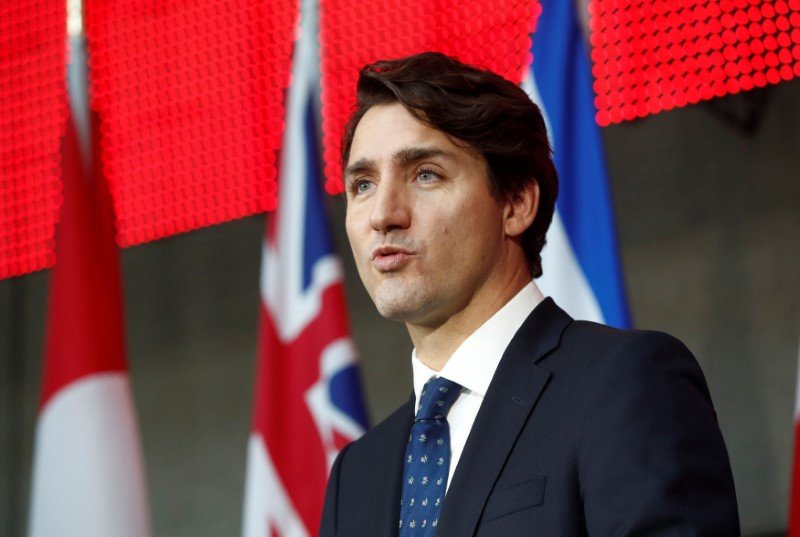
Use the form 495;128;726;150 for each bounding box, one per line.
1;78;798;536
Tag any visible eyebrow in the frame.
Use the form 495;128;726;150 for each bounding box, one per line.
393;147;456;167
344;157;377;180
344;146;457;181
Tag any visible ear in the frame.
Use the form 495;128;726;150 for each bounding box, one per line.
503;181;539;238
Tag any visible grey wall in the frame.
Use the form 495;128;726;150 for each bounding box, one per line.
2;78;799;536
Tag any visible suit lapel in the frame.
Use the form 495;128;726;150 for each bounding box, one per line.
372;395;415;537
437;298;572;535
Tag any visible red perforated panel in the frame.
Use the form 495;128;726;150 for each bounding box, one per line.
320;0;540;194
1;1;66;279
590;0;800;126
86;1;298;246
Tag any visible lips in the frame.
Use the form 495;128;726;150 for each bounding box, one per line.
371;245;413;272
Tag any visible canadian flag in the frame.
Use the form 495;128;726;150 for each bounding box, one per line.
241;2;369;536
27;34;151;537
790;341;800;536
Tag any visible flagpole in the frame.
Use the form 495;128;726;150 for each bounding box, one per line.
66;0;91;167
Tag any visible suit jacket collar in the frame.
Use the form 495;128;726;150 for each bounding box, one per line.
437;297;572;534
369;298;571;536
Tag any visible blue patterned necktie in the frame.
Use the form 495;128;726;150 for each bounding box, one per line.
399;376;463;535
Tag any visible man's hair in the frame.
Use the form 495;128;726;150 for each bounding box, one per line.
341;52;558;278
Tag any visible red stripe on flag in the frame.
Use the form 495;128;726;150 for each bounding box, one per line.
40;112;127;408
332;430;352;452
790;418;800;535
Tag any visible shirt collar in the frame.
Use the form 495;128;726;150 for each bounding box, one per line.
411;280;545;410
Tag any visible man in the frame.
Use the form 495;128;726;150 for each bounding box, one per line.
321;52;739;536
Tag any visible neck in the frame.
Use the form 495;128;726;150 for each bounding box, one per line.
407;264;532;371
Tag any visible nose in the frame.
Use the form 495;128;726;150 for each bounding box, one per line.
369;178;411;233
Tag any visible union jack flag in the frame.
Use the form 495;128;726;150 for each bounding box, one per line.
241;4;369;536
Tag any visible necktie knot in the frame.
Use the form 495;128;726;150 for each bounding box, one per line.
416;377;462;422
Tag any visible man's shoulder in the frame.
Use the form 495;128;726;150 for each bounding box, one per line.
554;317;696;364
516;298;694;369
543;318;713;407
537;315;704;387
550;324;738;533
561;317;686;350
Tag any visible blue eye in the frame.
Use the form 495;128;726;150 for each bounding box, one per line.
351;179;375;196
417;169;441;183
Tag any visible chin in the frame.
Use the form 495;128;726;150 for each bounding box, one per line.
372;286;429;323
373;292;449;327
374;297;419;323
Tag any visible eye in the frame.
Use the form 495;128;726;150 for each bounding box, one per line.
350;178;375;196
416;168;442;183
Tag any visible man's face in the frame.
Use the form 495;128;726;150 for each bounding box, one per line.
344;103;510;328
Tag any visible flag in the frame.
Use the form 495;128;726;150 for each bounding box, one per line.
790;340;800;536
241;3;369;536
525;0;631;328
27;33;151;537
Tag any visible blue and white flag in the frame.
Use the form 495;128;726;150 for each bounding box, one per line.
525;0;631;328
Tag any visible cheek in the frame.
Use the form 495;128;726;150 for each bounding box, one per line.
435;192;467;233
459;200;502;248
345;212;364;250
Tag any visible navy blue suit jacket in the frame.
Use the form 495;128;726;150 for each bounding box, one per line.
320;298;740;536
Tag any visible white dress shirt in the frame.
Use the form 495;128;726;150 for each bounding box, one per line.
411;280;545;492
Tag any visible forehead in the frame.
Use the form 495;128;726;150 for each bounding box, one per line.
347;103;474;167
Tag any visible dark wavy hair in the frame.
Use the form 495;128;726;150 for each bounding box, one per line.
341;52;558;278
